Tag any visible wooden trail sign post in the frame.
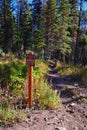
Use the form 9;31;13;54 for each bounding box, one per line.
26;52;35;108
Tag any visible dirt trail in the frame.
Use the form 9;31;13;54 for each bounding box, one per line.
0;61;87;130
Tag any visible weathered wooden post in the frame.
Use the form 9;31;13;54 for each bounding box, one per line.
26;52;35;108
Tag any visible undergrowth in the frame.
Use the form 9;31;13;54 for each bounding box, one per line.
33;59;60;109
0;107;27;126
56;61;81;76
56;61;87;85
0;61;27;96
56;61;87;104
0;58;60;126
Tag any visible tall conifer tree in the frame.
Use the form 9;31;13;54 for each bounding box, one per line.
32;0;45;58
45;0;57;58
1;0;14;53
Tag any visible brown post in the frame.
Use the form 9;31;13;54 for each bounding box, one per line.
28;66;33;108
26;52;35;108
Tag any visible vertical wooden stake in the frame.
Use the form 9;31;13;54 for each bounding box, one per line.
28;66;33;108
26;51;35;108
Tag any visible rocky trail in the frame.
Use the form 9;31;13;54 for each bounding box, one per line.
0;61;87;130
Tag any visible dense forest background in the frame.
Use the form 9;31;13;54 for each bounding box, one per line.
0;1;87;126
0;0;87;65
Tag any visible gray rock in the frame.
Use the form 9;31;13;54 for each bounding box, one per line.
55;127;67;130
73;127;78;130
70;103;76;106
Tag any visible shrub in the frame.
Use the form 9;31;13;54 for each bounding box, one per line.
0;61;27;96
56;62;81;76
34;80;60;109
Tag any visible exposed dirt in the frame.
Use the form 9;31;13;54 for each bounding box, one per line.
0;61;87;130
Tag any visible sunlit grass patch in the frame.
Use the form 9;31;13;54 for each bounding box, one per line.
0;106;27;126
56;61;87;86
33;59;60;110
33;80;60;110
56;62;81;76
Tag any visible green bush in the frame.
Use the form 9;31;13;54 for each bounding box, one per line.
34;80;60;109
0;61;27;96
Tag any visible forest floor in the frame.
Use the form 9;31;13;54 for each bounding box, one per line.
0;61;87;130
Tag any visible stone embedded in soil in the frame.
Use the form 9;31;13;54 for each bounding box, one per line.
44;117;48;121
66;108;74;114
55;127;67;130
70;103;76;107
73;127;79;130
33;117;39;122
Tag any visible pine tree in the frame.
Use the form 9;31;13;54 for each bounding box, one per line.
1;0;14;53
14;0;32;57
55;0;72;62
69;0;78;61
44;0;57;59
0;9;4;49
32;0;45;58
32;0;42;30
20;2;32;53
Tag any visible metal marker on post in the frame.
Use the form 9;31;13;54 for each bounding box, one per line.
26;52;35;108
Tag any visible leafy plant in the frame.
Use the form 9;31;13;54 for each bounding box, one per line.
0;61;27;96
0;107;27;126
34;80;60;109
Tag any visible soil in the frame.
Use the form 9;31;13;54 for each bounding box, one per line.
0;61;87;130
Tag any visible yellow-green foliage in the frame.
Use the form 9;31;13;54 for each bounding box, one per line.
56;62;81;76
0;107;27;125
33;59;48;81
33;60;60;109
79;67;87;85
56;61;63;71
34;81;60;109
0;61;27;96
56;61;87;85
0;58;60;110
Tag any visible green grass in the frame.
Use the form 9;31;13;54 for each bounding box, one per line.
34;80;60;109
0;107;27;126
56;61;81;76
